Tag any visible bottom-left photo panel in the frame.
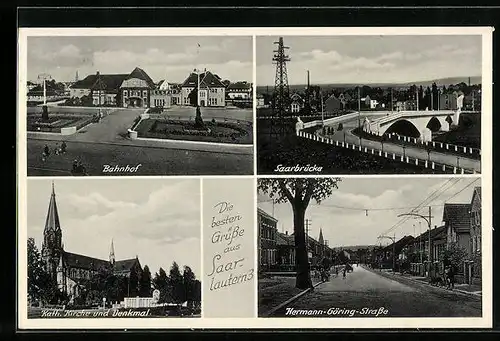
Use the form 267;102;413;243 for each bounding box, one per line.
23;178;202;319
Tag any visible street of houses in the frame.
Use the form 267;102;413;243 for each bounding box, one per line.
258;184;482;317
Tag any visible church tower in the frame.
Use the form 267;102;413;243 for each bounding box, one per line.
318;228;324;257
75;70;79;82
41;182;63;281
109;239;115;265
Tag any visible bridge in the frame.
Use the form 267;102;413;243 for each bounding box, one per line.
364;110;480;140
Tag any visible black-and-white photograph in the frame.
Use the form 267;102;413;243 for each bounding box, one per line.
25;35;253;176
26;179;201;318
257;35;482;175
257;177;482;317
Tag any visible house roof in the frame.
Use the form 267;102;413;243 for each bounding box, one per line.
443;203;471;233
181;70;225;88
257;207;278;223
471;187;481;204
124;67;157;89
27;85;58;97
326;94;340;102
383;235;414;253
227;81;252;90
408;225;446;245
276;232;293;246
71;74;128;92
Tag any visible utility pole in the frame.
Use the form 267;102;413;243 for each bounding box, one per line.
358;87;361;130
416;87;419;111
305;219;311;254
391;88;394;113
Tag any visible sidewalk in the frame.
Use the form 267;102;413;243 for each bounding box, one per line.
258;275;322;316
367;267;482;299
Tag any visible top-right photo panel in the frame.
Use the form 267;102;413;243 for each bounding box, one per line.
256;35;482;175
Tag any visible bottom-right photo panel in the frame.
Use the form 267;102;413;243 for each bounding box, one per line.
257;177;482;318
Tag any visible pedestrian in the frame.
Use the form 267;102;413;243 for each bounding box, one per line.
54;143;60;155
43;144;50;157
61;141;67;154
343;266;347;280
448;265;455;290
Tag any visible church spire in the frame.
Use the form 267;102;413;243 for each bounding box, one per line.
44;181;61;232
109;239;115;265
319;228;324;245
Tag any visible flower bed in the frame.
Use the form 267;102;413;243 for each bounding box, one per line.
134;118;253;144
27;114;95;133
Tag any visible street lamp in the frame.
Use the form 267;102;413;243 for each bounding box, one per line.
398;207;433;277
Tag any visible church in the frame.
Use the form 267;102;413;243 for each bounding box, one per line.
41;182;143;302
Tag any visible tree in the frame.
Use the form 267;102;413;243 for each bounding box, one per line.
182;266;197;308
169;261;184;304
257;178;341;289
139;265;152;297
128;266;139;297
441;242;468;273
27;238;58;305
152;267;169;303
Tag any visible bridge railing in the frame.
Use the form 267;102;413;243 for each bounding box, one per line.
385;132;481;159
296;130;477;174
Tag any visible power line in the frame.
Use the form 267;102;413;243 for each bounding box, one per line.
380;178;461;236
444;178;480;202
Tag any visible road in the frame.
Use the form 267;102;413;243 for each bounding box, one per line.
271;265;481;317
26;108;253;175
325;113;480;173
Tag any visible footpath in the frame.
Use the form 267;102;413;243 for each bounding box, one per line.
363;266;481;300
258;275;323;317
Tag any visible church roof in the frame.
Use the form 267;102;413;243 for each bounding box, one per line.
44;183;61;232
114;258;141;272
63;251;110;271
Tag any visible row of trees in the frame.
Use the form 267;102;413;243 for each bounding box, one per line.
27;238;201;308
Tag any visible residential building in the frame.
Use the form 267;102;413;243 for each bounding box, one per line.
402;225;446;276
256;94;265;108
120;67;157;108
27;85;60;103
290;93;304;113
325;94;342;113
180;70;226;107
70;72;128;103
276;231;295;271
443;203;471;253
469;187;482;284
381;235;414;269
257;208;278;271
439;91;459;110
226;81;252;100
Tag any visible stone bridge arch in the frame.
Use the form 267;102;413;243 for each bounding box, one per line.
383;119;422;138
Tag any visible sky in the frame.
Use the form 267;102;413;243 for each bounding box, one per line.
27;178;201;279
27;36;252;84
256;35;482;85
257;177;480;249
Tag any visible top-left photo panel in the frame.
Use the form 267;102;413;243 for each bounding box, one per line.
21;34;254;176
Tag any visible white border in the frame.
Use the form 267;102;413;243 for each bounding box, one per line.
17;26;493;329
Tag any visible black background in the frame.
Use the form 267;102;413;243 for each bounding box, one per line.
6;5;500;340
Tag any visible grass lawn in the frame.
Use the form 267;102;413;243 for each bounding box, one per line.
259;277;304;316
433;113;481;149
135;118;253;144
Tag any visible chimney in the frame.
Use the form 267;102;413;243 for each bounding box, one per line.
285;231;288;235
